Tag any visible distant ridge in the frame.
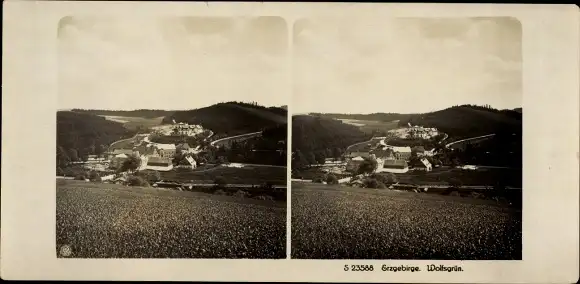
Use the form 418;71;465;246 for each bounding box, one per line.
163;101;287;136
311;104;522;140
398;104;522;139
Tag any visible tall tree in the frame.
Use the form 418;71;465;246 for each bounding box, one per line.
67;148;79;162
332;147;342;160
57;146;71;167
357;157;378;175
306;152;316;165
121;154;141;173
315;151;326;165
325;148;333;158
292;150;308;170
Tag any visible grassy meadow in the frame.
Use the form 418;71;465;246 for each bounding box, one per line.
291;182;521;260
56;180;286;258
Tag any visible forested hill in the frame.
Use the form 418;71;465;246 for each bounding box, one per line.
397;105;522;139
163;102;288;136
71;109;174;118
292;115;371;159
57;111;135;165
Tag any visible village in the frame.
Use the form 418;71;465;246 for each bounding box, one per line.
311;125;440;181
74;121;207;183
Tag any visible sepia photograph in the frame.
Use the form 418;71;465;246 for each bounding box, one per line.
291;17;523;259
2;1;579;282
55;16;288;258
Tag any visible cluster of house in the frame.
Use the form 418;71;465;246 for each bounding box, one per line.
346;138;433;174
151;122;204;137
172;122;204;136
105;141;198;172
406;124;439;139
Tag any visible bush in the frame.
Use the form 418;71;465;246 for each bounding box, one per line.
312;177;325;183
260;182;275;190
74;174;87;181
448;178;462;189
214;189;227;195
325;174;339;185
254;195;274;201
126;176;150;187
214;176;227;187
137;171;161;183
88;171;101;182
372;173;397;186
233;190;250;198
363;178;386;189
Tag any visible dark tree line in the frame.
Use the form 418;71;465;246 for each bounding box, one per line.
198;124;287;166
311;104;522;141
437;132;522;168
291;115;371;171
56;111;135;169
398;105;522;140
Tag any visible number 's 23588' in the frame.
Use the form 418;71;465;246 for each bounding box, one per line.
344;265;374;272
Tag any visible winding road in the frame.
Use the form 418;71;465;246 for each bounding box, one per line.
445;133;496;149
210;131;262;147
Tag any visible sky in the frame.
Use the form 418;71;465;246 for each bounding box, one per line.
58;16;289;110
293;17;522;114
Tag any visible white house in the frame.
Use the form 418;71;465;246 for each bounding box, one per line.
413;158;433;172
383;145;412;160
138;155;149;171
87;155;107;163
153;143;176;158
177;156;197;169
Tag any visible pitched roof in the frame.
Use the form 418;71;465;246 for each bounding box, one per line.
115;153;129;158
185;156;196;165
147;156;171;165
419;158;432;168
154;143;176;150
386;146;412;153
111;149;134;155
383;159;408;169
351;156;365;161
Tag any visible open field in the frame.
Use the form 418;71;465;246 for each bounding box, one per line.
101;115;165;131
382;167;522;188
292;167;350;180
338;119;400;134
291;182;521;259
56;181;285;258
150;165;287;185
